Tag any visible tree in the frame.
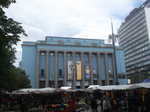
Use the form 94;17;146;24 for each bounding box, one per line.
2;67;31;90
0;0;27;90
0;0;16;8
12;67;31;89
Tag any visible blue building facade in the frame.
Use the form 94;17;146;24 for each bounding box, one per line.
21;36;126;88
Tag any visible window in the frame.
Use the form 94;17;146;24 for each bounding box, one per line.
91;43;98;46
58;69;63;78
41;52;45;56
75;42;81;45
50;53;54;56
40;69;45;80
58;40;64;45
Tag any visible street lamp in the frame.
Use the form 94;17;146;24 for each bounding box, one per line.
109;20;119;85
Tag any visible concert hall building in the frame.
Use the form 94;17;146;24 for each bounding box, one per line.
21;36;126;88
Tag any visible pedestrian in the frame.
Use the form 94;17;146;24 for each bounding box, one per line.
91;97;98;112
102;95;111;112
97;98;102;112
111;97;119;112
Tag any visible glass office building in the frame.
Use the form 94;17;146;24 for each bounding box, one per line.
118;0;150;76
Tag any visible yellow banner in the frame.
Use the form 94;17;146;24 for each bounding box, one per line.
68;61;73;80
76;61;82;80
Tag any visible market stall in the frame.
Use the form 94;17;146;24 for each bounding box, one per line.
1;83;150;112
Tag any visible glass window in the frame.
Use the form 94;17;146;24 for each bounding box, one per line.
40;69;45;80
58;69;63;78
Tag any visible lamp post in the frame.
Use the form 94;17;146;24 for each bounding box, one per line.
110;21;119;85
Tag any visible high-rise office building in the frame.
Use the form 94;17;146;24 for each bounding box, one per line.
118;0;150;77
21;36;126;88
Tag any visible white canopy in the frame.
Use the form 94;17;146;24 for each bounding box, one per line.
12;87;56;94
88;83;150;90
137;83;150;88
60;86;72;90
12;83;150;94
88;84;137;90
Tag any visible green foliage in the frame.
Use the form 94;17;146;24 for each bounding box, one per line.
0;0;29;90
15;68;31;89
12;67;31;89
0;0;16;8
0;67;31;90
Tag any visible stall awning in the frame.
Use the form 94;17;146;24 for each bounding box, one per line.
88;83;150;90
12;88;57;94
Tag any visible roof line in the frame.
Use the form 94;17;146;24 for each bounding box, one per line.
45;36;105;41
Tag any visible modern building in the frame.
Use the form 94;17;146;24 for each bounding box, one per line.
21;36;126;88
118;0;150;77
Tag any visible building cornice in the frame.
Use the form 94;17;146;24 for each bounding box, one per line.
35;43;122;49
45;36;104;41
22;42;122;50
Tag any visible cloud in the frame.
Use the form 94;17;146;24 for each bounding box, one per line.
5;0;145;66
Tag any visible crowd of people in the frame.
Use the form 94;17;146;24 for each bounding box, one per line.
0;89;150;112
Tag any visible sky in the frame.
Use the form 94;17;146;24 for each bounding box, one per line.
5;0;146;66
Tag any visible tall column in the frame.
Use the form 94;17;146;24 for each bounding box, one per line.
81;52;85;89
64;51;67;86
97;52;102;85
104;53;109;85
45;51;49;87
89;52;94;85
35;50;40;88
72;52;76;89
111;53;115;85
54;51;58;88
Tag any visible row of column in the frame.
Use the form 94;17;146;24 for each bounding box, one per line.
35;50;114;88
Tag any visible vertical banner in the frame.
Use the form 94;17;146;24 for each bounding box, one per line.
92;68;96;78
68;61;73;80
85;66;90;79
76;61;82;80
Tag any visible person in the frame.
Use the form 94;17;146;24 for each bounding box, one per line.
111;97;118;112
97;98;102;112
144;91;150;112
68;97;77;112
120;96;128;112
90;94;98;112
91;98;98;112
102;95;111;112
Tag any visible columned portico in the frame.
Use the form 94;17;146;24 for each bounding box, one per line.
35;50;115;88
35;50;40;88
81;52;85;89
64;51;67;86
72;52;76;89
45;51;49;87
54;51;58;88
89;52;94;85
97;52;102;85
104;53;109;85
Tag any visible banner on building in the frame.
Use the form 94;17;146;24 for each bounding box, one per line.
85;66;90;79
76;61;82;80
67;61;73;80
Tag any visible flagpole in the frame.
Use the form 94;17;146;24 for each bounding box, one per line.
111;20;118;85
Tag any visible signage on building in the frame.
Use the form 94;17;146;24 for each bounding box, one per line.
76;61;82;80
67;61;73;80
85;66;90;79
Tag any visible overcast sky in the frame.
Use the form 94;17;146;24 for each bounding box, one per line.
5;0;146;66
